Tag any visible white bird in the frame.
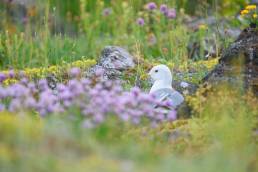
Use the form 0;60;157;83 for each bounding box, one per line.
148;64;184;108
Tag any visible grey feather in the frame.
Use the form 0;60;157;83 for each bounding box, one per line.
152;88;184;108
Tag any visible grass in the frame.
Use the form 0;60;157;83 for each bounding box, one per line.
0;0;241;69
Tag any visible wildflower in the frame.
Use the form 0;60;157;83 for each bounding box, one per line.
102;8;112;16
241;9;249;15
253;14;257;18
166;8;176;19
245;5;256;10
167;110;177;121
9;99;22;112
20;78;29;85
95;68;105;77
69;67;81;78
146;2;157;10
8;70;15;78
0;76;178;126
38;79;49;91
136;17;145;26
0;73;6;82
160;4;168;14
199;24;208;30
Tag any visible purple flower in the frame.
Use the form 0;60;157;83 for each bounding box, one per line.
8;84;29;98
59;90;72;101
28;82;37;93
160;4;168;14
0;75;178;127
146;2;157;10
136;17;145;26
166;8;176;19
38;79;48;91
102;8;112;16
93;113;105;123
57;83;67;92
69;67;81;78
9;99;22;112
167;110;177;121
8;70;15;78
131;87;141;97
24;97;37;109
0;86;7;99
0;73;6;82
20;78;29;85
95;68;104;76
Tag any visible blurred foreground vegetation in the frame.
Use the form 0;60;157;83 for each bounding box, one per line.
0;87;257;172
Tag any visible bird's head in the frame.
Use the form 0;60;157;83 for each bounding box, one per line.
148;65;172;84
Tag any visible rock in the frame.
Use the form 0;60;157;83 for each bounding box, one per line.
203;26;258;96
85;46;135;80
46;46;135;89
172;80;198;95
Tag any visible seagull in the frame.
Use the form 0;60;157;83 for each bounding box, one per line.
148;64;184;108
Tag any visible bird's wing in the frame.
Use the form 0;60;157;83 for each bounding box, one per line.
153;88;184;107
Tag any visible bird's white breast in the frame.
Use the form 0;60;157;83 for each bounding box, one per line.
150;80;172;94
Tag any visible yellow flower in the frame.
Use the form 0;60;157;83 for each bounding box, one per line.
198;24;208;30
241;9;249;15
253;14;257;18
245;5;256;10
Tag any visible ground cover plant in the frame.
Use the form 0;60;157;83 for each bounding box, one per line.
0;1;257;172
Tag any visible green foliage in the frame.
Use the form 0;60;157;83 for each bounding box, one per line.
0;0;241;69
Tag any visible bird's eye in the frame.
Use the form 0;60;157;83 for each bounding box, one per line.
155;70;158;73
113;56;118;60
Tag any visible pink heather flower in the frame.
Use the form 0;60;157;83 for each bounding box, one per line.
69;67;81;78
136;17;145;26
167;110;177;121
20;78;29;85
95;68;105;76
166;8;176;19
131;87;141;97
147;2;157;10
38;79;49;91
0;70;178;127
0;73;6;82
8;70;15;78
160;4;168;14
